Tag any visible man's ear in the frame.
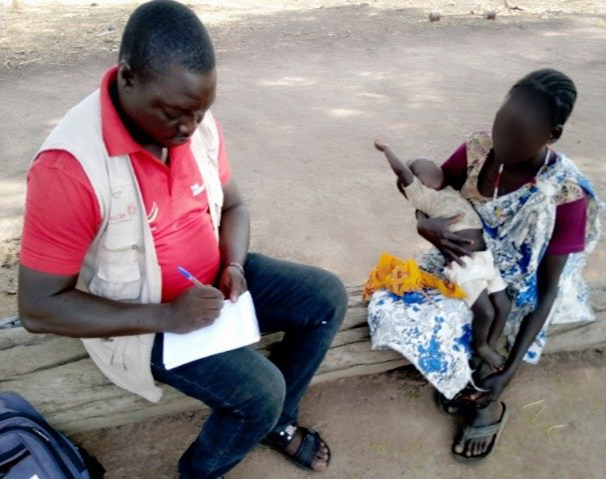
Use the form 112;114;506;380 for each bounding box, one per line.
549;125;563;144
118;61;135;89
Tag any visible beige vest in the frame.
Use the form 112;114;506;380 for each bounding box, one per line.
35;90;224;402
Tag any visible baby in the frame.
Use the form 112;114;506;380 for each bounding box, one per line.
375;140;511;371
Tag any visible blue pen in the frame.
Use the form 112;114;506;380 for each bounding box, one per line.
177;266;206;288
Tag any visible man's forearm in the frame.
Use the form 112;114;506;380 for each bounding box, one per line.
219;203;250;268
19;285;169;338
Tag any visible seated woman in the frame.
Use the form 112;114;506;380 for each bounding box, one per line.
367;69;602;461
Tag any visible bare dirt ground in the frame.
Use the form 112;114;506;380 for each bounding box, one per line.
73;350;606;479
1;1;605;478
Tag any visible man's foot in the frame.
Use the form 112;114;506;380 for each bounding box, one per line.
452;402;508;460
264;424;331;472
285;427;330;471
476;345;506;371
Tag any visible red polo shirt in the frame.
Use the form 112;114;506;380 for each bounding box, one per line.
21;67;231;302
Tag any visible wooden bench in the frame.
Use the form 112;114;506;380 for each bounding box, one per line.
1;283;605;433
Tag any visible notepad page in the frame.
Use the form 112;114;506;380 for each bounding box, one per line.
163;291;261;369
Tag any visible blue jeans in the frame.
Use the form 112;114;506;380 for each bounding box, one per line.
151;253;347;479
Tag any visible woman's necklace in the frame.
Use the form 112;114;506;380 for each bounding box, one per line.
492;148;551;201
492;162;505;201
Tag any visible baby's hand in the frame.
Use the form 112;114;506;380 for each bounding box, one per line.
374;139;388;152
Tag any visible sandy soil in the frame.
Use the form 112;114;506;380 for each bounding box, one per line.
1;1;605;478
73;350;606;479
2;1;605;67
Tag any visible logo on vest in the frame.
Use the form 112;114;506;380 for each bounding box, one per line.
109;203;137;224
191;183;206;196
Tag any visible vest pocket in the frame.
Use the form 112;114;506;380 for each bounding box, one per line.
90;257;142;301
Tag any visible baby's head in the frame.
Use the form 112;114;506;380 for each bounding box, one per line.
408;158;445;190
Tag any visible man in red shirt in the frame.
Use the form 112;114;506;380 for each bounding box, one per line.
18;1;346;477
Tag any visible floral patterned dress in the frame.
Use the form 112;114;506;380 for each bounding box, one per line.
367;132;603;399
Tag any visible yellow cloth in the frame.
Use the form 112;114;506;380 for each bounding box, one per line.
363;252;466;301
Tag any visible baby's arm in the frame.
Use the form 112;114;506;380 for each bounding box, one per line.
374;140;415;187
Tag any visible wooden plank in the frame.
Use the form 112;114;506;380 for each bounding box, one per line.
546;319;606;353
1;283;604;433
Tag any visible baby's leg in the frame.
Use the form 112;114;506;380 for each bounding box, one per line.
487;289;512;349
470;290;506;371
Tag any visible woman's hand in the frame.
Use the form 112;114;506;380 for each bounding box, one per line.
219;265;248;302
469;370;513;406
416;213;474;266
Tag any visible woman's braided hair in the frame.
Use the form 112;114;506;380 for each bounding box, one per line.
510;69;577;127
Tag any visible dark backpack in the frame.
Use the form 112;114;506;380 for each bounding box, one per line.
0;392;103;479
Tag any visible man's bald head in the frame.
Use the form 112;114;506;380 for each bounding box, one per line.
118;0;215;80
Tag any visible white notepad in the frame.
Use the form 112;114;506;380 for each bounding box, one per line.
163;291;261;369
